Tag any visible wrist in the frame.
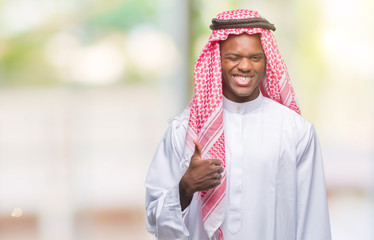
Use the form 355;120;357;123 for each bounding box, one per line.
179;177;194;199
179;177;194;211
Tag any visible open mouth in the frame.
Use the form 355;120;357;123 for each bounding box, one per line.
232;75;254;85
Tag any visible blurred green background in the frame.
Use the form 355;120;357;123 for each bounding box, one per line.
0;0;373;239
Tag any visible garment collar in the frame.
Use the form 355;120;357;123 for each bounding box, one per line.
223;91;264;114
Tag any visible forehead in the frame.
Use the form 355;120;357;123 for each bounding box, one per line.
220;33;263;53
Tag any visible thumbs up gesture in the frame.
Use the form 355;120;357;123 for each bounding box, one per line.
179;139;224;210
191;139;203;160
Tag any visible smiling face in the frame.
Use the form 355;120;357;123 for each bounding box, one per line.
220;33;266;103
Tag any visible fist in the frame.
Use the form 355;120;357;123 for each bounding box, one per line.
180;140;224;197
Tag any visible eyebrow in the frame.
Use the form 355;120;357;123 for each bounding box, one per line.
223;52;265;57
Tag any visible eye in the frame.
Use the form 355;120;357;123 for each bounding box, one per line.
229;57;239;61
251;54;264;62
251;56;259;61
226;56;239;61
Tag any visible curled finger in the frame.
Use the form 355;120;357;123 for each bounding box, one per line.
216;172;222;180
217;166;224;174
215;179;221;187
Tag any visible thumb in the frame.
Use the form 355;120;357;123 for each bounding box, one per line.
192;139;202;160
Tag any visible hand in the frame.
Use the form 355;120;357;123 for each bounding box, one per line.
179;139;224;210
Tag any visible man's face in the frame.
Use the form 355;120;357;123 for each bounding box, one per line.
220;33;266;103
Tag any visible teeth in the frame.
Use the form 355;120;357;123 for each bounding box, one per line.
234;76;252;82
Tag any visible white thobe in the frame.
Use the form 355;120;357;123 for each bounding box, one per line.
145;92;331;240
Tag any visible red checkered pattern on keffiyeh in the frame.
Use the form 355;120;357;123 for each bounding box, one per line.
184;9;300;239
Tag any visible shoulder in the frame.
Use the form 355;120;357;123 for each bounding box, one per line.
262;97;314;140
263;97;312;126
167;107;190;134
164;107;190;158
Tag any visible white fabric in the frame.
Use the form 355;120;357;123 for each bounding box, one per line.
145;92;331;240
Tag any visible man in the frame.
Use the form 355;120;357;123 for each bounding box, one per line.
145;9;331;240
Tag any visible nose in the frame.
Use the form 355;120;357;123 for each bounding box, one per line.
237;58;252;73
